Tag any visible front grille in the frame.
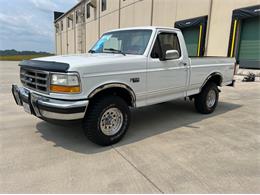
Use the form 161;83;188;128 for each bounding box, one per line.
20;68;49;93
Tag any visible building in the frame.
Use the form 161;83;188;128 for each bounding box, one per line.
54;0;260;69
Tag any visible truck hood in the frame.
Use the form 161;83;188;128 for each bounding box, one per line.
34;53;145;72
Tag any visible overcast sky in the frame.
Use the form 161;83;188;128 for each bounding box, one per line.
0;0;78;53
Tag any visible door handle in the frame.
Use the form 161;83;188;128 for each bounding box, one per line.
179;62;187;66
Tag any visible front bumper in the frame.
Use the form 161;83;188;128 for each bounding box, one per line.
12;85;89;120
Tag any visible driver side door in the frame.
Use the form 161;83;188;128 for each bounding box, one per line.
147;31;188;105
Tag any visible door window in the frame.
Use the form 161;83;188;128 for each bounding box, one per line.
151;33;181;59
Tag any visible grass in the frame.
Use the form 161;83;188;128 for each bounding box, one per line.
0;55;53;61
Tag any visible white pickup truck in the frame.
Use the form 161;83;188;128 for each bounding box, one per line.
12;26;236;146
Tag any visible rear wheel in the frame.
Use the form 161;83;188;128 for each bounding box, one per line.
82;96;130;146
194;82;219;114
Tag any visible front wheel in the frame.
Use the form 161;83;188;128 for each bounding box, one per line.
194;82;219;114
82;96;131;146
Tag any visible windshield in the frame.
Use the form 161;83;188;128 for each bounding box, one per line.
90;30;152;55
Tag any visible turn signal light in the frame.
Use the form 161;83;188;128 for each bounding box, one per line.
50;85;80;93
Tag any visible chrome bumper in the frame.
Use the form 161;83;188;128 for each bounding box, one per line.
12;85;88;120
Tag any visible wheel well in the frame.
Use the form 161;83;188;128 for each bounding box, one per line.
206;74;223;87
88;87;135;107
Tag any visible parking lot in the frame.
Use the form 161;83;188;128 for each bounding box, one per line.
0;61;259;193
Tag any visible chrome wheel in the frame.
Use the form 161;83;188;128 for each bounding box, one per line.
100;107;123;136
206;89;216;108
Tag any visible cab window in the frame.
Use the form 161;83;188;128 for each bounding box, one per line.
151;33;181;59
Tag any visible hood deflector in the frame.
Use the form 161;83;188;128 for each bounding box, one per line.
19;60;70;72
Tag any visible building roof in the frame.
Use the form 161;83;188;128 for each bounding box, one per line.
54;0;83;23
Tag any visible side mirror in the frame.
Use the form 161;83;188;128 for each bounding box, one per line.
162;50;180;61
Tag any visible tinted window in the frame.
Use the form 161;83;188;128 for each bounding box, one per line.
151;33;181;59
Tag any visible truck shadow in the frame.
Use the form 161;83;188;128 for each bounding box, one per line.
36;99;241;154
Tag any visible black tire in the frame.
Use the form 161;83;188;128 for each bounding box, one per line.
194;82;219;114
82;96;131;146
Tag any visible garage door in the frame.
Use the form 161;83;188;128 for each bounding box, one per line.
238;17;260;69
175;16;207;57
182;26;200;57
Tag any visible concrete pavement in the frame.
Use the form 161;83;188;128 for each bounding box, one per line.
0;61;259;193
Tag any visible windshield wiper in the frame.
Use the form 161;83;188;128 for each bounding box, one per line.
88;49;96;53
104;48;126;56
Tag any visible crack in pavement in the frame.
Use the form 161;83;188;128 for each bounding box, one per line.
111;145;164;194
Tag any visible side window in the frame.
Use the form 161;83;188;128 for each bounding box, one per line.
55;24;59;33
101;0;107;11
76;11;79;24
151;38;161;58
86;3;90;18
61;21;63;31
151;33;181;59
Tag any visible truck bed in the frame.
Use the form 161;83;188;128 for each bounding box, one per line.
189;57;235;92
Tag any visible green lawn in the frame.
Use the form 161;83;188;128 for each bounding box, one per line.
0;55;52;61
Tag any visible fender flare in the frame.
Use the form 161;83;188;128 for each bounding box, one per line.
88;83;136;107
200;72;223;91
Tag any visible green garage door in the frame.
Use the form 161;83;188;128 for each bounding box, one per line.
182;26;200;57
238;17;260;69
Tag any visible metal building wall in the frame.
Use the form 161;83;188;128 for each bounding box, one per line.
207;0;260;56
54;0;260;58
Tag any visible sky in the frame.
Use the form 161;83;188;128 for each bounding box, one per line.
0;0;78;53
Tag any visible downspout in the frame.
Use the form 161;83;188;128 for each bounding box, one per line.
74;11;76;54
150;0;154;25
60;31;62;55
66;19;69;54
54;22;57;55
98;0;101;38
118;0;121;28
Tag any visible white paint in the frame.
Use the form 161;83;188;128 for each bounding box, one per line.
33;27;235;109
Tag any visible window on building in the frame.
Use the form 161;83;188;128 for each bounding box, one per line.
151;33;181;59
82;9;85;23
67;14;73;28
61;21;63;31
76;11;80;24
101;0;107;12
86;3;90;18
67;16;73;28
55;24;59;33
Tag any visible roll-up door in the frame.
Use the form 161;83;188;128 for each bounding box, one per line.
182;26;200;57
228;5;260;69
175;16;208;57
238;17;260;69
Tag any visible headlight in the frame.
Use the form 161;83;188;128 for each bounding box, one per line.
50;73;81;93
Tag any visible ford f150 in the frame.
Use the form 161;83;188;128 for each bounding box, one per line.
12;27;236;146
